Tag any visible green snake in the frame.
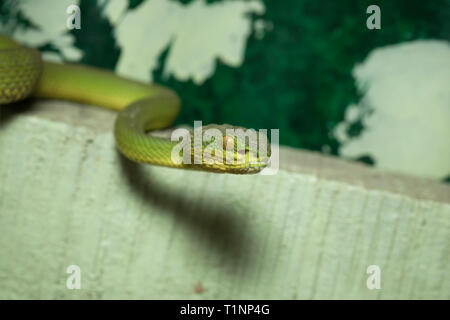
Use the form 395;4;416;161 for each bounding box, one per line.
0;35;270;174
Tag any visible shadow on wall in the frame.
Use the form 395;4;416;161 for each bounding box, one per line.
117;153;259;274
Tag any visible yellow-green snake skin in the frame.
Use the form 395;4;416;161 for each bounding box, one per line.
0;35;270;174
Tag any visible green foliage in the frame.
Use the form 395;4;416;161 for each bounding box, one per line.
1;0;448;154
70;0;120;69
153;0;448;153
0;0;39;33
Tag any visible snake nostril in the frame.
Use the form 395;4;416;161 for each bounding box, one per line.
238;149;246;155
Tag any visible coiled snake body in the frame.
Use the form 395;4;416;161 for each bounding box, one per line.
0;35;269;174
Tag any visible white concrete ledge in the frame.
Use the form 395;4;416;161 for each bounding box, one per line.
0;100;448;299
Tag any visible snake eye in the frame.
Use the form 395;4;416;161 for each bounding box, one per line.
223;136;234;150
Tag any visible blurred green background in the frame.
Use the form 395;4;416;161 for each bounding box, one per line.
1;0;449;168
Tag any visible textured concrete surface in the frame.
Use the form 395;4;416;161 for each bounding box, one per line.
0;100;449;299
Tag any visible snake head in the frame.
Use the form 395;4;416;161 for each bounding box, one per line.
191;124;271;174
